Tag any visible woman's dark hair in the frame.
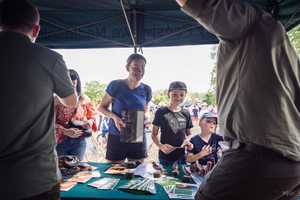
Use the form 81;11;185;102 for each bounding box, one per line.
126;53;146;69
69;69;81;96
0;0;39;32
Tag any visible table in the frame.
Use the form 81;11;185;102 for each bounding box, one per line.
61;163;300;200
61;162;170;200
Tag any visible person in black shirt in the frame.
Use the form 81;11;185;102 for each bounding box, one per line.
187;112;223;167
0;0;77;199
152;81;193;167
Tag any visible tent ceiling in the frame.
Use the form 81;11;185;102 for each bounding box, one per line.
30;0;300;49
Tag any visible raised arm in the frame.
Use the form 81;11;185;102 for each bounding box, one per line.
176;0;259;41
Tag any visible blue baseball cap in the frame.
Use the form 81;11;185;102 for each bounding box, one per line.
200;112;218;123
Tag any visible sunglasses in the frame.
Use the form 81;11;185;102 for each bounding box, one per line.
205;119;217;125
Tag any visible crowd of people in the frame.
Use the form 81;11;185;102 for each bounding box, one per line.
2;0;299;200
57;54;221;175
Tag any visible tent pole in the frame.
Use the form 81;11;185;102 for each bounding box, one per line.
133;9;138;53
120;0;138;52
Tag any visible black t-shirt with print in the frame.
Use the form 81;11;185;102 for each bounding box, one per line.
152;107;193;161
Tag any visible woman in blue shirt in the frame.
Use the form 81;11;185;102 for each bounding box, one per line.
98;54;152;163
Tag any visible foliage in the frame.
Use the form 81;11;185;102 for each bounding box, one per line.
288;25;300;55
186;92;205;104
209;64;217;93
152;90;168;106
83;81;106;104
152;89;204;106
202;45;218;106
202;90;216;106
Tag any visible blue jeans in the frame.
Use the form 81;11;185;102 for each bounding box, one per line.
56;137;86;161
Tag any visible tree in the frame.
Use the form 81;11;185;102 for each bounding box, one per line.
151;89;204;106
202;45;218;106
152;89;168;106
187;92;205;104
202;90;216;106
83;81;106;104
288;25;300;55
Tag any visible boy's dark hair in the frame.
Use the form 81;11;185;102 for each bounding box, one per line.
126;53;146;69
168;81;187;92
0;0;39;32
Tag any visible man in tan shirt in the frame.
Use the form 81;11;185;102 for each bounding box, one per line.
175;0;300;199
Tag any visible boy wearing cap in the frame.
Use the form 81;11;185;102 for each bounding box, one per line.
152;81;193;167
187;112;223;169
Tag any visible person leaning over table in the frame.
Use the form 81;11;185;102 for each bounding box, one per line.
175;0;300;199
98;53;152;163
152;81;193;168
0;0;78;199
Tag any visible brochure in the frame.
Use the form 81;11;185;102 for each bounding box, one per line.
89;177;120;190
68;172;93;183
133;162;156;179
118;178;156;195
120;110;144;143
104;165;129;175
60;181;77;191
167;183;198;199
157;176;198;199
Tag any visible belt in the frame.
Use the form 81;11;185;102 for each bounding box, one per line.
219;139;243;151
222;140;281;156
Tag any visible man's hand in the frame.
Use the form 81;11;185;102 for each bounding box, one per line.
175;0;188;7
159;144;176;154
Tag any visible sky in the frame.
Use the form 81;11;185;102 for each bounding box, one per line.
55;44;217;93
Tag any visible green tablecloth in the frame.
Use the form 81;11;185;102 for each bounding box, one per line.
61;162;170;200
61;163;300;200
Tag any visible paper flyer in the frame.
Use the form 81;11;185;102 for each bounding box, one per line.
89;177;120;190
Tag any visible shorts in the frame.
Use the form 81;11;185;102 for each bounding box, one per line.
106;133;147;161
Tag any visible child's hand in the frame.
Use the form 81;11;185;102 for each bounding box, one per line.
159;144;175;154
185;142;194;151
181;139;193;151
199;145;212;158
